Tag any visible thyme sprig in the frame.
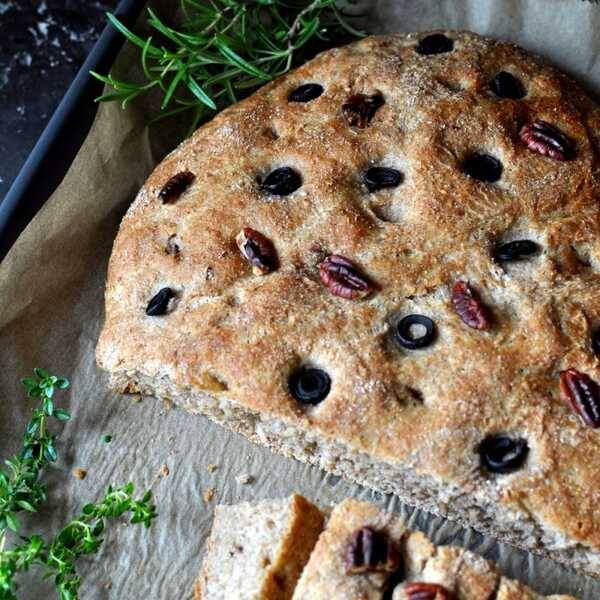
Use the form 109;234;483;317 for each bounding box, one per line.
0;484;156;600
92;0;365;133
0;370;70;543
0;371;157;599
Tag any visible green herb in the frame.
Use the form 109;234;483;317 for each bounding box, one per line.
0;372;157;599
102;435;112;444
0;370;70;542
0;484;156;600
92;0;365;133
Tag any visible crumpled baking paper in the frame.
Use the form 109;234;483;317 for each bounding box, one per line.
1;1;599;597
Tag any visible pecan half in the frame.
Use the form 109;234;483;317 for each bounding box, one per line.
319;254;372;300
405;582;451;600
560;369;600;428
342;92;384;129
158;171;195;203
344;526;399;575
519;120;574;161
451;280;490;330
236;228;278;275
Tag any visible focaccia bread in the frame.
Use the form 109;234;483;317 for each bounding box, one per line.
196;496;576;599
96;31;600;575
194;494;324;600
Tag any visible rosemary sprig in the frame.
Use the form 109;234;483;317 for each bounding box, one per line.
0;370;70;545
92;0;365;133
0;484;156;600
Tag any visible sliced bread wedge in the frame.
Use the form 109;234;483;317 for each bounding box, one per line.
195;494;324;600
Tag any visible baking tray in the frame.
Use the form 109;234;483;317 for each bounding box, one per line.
1;3;600;597
0;0;148;263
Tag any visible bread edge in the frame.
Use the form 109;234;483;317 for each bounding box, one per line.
111;370;600;579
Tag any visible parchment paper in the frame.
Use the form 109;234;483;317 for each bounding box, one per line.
2;1;600;598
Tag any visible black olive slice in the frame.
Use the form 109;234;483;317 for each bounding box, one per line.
490;72;526;99
463;153;502;183
288;83;324;103
364;167;402;192
415;33;454;56
146;287;176;316
479;435;528;474
289;368;331;405
261;167;302;196
493;240;539;262
395;315;436;350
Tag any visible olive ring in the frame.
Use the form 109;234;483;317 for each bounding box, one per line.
289;367;331;405
395;315;436;350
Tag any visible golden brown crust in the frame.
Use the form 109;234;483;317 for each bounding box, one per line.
97;30;600;568
395;533;498;600
193;576;202;600
261;495;325;598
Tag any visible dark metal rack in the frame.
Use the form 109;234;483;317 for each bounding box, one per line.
0;0;148;262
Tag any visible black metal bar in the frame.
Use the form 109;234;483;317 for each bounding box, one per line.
0;0;148;262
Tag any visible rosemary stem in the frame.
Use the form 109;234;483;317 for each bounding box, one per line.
220;6;244;36
286;0;324;41
94;0;365;133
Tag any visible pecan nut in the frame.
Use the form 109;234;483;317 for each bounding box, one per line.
451;280;490;330
236;228;278;275
344;526;400;575
519;120;574;161
342;92;384;129
560;368;600;428
158;171;195;203
405;582;451;600
319;255;372;300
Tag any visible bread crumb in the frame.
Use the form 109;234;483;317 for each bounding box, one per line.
163;398;174;410
73;468;87;480
235;473;254;485
203;487;216;503
152;463;171;482
207;463;219;473
104;580;112;590
132;395;142;403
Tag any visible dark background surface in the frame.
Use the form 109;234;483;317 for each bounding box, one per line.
0;0;119;203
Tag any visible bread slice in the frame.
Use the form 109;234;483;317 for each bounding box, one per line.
293;498;576;600
292;497;408;599
194;494;324;600
97;30;600;575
